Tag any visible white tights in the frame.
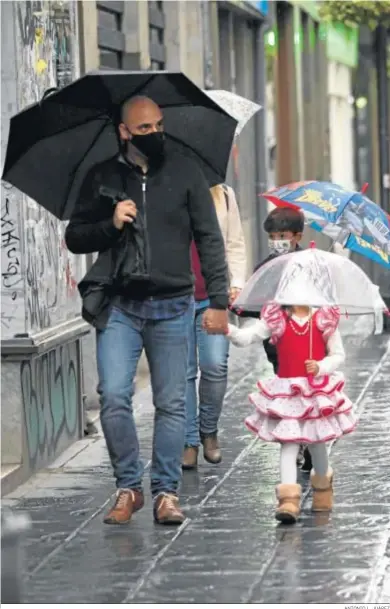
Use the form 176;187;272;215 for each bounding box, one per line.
280;443;329;484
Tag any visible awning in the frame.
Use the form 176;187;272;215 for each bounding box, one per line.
222;0;269;19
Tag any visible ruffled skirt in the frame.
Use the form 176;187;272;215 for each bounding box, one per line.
245;372;357;444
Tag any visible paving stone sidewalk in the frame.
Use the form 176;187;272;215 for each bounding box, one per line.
3;332;390;604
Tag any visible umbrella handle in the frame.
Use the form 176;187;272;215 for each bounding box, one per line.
307;374;330;389
308;317;330;388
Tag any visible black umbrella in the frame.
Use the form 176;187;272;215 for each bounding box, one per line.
2;71;238;220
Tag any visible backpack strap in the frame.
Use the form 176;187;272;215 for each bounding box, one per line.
222;184;230;211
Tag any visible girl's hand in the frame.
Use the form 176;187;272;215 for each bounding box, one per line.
229;287;241;304
305;360;320;376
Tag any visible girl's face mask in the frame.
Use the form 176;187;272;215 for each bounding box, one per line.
268;239;292;255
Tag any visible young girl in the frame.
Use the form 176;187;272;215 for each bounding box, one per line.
227;303;356;524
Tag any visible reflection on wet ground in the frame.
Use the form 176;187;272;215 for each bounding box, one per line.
3;333;390;604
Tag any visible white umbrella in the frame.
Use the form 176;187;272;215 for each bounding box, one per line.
233;248;388;316
204;90;262;136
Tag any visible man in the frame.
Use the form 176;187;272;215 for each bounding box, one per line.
65;96;229;525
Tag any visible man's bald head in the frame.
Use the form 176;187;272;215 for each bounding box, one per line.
118;95;164;142
120;96;160;122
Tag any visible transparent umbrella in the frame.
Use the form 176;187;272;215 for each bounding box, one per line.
203;90;262;136
232;248;388;316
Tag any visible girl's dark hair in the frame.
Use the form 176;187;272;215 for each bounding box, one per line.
263;207;305;234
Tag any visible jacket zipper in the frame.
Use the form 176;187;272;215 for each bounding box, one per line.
141;175;151;277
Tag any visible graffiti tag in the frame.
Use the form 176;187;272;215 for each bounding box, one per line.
1;185;25;334
21;341;80;465
1;196;22;293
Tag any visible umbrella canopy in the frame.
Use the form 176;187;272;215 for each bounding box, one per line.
2;71;238;220
203;90;262;136
262;181;390;269
232;248;387;316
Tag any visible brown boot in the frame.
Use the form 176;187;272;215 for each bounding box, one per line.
311;469;334;512
182;446;198;470
201;432;222;464
103;489;144;525
275;484;302;524
154;493;185;525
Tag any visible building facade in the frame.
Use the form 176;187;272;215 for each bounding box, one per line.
352;25;390;306
1;0;87;493
1;0;270;490
205;0;270;268
77;0;271;390
325;21;358;258
264;0;330;249
326;23;358;195
78;0;270;267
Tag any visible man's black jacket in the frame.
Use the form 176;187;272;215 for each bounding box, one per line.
65;154;229;329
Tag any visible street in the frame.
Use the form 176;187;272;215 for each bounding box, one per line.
3;330;390;604
1;1;389;604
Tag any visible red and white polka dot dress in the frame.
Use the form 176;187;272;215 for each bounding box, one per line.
243;305;357;444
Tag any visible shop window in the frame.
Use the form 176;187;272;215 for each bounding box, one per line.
97;1;124;70
150;60;164;70
98;8;121;30
99;49;121;69
149;0;163;10
148;0;165;69
149;26;163;45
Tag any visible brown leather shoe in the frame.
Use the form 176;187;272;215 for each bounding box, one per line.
201;433;222;464
103;489;144;525
182;446;198;470
154;493;185;525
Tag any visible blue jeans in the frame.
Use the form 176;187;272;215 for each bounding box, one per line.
185;306;229;447
97;304;194;496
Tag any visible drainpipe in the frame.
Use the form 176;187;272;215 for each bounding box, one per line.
228;11;237;94
201;1;214;89
254;19;269;263
375;25;390;213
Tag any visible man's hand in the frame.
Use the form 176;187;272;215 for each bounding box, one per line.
229;287;241;305
305;360;320;376
202;309;229;335
113;200;137;230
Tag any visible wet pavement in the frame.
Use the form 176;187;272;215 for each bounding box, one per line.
3;328;390;604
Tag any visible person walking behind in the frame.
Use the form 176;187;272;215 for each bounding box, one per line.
236;207;304;372
183;185;247;469
65;96;229;526
233;207;313;471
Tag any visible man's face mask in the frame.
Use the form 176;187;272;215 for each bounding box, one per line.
268;239;292;255
128;130;165;164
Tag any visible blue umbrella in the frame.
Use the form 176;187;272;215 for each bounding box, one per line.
262;180;390;269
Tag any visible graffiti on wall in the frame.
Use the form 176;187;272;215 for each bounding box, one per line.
1;183;25;335
1;1;26;338
21;340;81;465
25;216;61;331
10;0;84;336
17;0;75;98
